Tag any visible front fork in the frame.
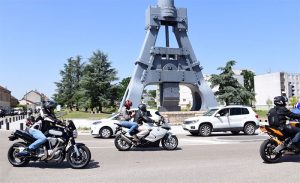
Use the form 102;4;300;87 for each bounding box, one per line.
70;138;81;157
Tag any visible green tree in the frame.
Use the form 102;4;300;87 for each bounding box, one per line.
80;50;118;112
148;90;156;98
54;56;84;111
116;77;131;101
209;60;255;105
241;69;255;105
240;70;255;92
289;96;298;107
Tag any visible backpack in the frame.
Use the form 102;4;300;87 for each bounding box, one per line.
267;107;280;127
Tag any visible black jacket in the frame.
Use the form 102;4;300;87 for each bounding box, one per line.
268;106;300;127
133;110;153;125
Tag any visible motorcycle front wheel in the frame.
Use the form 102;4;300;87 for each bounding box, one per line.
66;145;91;169
259;139;282;163
7;142;30;167
114;134;132;151
162;135;178;150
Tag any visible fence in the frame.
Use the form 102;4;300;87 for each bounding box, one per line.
0;115;26;131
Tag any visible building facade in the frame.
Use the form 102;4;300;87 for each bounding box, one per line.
254;72;300;110
0;85;11;109
19;90;48;109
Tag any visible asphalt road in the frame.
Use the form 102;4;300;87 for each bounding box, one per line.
1;130;300;183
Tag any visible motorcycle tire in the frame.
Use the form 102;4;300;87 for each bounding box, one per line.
7;142;30;167
162;135;178;150
66;145;91;169
114;134;132;151
259;139;282;163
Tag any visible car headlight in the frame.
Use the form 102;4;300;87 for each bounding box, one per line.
92;121;102;125
192;120;198;124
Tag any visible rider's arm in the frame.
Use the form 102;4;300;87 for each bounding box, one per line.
282;107;300;120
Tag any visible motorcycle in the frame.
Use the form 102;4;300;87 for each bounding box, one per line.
7;119;91;169
114;111;178;151
259;121;300;163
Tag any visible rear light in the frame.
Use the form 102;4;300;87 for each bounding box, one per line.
255;114;259;118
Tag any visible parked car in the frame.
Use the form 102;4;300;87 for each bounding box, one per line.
5;109;15;116
13;108;24;115
0;109;5;118
182;105;259;136
91;109;160;138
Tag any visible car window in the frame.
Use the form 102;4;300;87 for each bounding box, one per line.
203;109;218;116
218;109;229;116
241;108;249;114
229;108;242;116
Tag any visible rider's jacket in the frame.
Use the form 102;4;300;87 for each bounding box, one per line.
268;106;300;128
31;108;60;133
134;110;153;125
119;106;132;121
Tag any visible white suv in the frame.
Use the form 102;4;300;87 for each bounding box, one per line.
182;105;259;136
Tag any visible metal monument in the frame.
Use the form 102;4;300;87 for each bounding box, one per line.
121;0;217;111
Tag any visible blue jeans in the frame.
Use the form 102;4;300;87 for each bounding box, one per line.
120;121;138;135
28;128;47;150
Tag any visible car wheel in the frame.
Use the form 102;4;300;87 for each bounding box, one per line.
99;127;113;138
244;123;255;135
231;131;240;135
199;124;212;136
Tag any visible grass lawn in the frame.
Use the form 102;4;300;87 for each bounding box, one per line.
57;110;112;120
255;110;268;119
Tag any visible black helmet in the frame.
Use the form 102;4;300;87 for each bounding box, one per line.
43;100;57;110
274;96;288;106
138;103;147;112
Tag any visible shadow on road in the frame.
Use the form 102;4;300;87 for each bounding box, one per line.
186;133;260;137
26;159;100;169
129;147;183;152
262;156;300;164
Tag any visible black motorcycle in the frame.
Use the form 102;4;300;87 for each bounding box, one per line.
7;120;91;169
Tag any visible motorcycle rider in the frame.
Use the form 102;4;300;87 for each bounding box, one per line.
134;103;154;142
268;96;300;151
119;100;138;141
18;100;60;156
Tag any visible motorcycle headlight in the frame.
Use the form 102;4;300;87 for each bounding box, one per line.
73;130;78;138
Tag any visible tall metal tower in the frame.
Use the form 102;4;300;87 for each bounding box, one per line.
121;0;217;111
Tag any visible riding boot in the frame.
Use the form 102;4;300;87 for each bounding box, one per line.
132;135;140;145
287;141;297;151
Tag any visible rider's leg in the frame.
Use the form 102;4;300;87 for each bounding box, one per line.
287;126;300;150
136;125;149;139
18;128;47;156
28;128;47;150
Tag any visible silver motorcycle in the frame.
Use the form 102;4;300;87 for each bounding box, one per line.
114;111;178;151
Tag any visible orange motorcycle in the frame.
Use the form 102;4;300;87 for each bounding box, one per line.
259;121;300;163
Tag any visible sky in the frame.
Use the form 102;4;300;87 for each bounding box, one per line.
0;0;299;100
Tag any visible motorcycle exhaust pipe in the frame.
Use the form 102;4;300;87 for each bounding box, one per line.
274;144;285;153
120;134;132;145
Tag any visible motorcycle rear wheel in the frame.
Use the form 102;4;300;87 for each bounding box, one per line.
66;145;91;169
7;142;30;167
114;135;132;151
260;139;282;163
162;135;178;150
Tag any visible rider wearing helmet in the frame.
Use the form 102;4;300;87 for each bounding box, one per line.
268;96;300;150
18;100;60;156
119;100;135;121
292;102;300;115
119;100;139;141
134;103;154;141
